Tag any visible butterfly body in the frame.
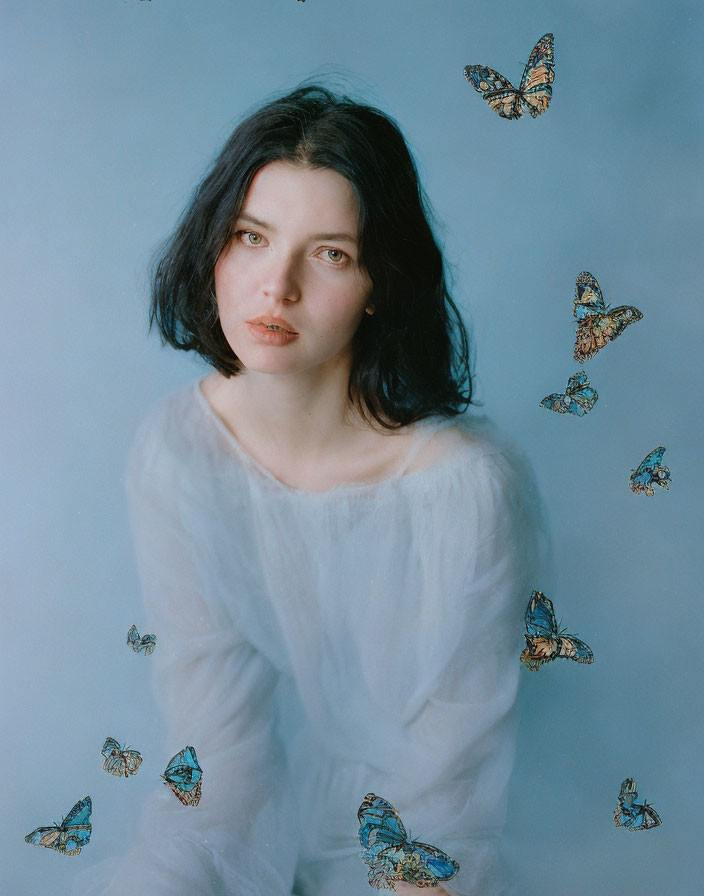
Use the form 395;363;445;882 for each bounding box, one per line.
573;272;643;363
162;746;202;806
126;624;157;655
464;33;554;119
629;446;671;495
25;796;92;855
614;778;661;830
101;737;143;777
520;590;593;670
358;793;459;890
540;371;598;416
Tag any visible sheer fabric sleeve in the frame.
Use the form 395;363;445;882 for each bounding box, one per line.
78;412;298;896
403;444;546;896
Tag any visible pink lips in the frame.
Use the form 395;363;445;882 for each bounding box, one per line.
247;315;298;334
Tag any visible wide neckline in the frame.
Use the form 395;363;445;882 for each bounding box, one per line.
193;379;459;497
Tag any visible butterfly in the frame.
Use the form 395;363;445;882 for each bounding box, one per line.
520;590;593;670
540;371;598;416
463;33;554;119
629;446;671;496
162;746;202;806
101;737;143;778
24;796;92;855
614;778;662;830
126;624;157;655
573;271;643;363
357;792;459;890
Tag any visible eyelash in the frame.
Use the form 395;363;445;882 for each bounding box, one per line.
234;230;350;267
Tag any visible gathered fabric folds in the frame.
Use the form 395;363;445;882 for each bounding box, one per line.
74;380;545;896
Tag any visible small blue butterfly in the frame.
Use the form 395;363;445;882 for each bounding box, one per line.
629;446;671;496
162;746;202;806
540;371;598;416
101;737;143;778
520;590;593;670
357;793;459;890
126;624;157;655
614;778;661;830
25;796;92;855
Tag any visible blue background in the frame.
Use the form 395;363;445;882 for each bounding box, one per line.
3;0;702;893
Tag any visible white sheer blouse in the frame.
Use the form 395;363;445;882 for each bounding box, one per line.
76;380;543;896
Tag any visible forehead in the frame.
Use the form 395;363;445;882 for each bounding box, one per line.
241;161;361;234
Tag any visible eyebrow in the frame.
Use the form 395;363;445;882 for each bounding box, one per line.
236;213;359;245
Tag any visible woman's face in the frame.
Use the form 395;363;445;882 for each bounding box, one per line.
213;160;373;376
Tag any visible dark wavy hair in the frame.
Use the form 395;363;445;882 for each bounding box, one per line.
150;84;474;429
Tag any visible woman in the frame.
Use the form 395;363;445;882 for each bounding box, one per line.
80;84;543;896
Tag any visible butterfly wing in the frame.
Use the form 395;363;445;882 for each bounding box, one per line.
101;737;120;760
402;840;460;887
126;625;140;650
358;793;407;854
463;66;523;119
630;447;670;495
574;272;606;319
566;372;598;414
614;780;661;830
525;591;558;638
26;797;92;855
540;392;571;414
123;749;143;776
554;635;594;664
574;305;642;363
139;634;157;655
516;33;555;118
521;635;558;669
163;746;202;806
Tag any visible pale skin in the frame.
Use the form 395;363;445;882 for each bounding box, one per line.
202;159;444;492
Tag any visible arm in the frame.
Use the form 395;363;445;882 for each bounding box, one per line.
77;413;298;895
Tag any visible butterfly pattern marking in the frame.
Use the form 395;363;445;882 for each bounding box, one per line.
629;446;671;496
162;746;203;806
614;778;662;830
540;371;598;416
24;796;92;855
126;624;157;655
573;271;643;363
101;737;143;778
521;590;594;670
464;33;554;119
357;792;459;890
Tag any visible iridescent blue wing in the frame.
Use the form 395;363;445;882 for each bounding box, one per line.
127;625;157;654
574;271;606;319
25;796;92;855
402;840;460;886
553;635;593;664
630;447;671;495
139;633;157;655
614;779;661;830
101;737;121;760
540;392;571;414
524;591;558;638
358;793;407;855
162;746;202;806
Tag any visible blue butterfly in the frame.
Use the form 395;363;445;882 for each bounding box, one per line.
101;737;143;778
464;33;555;119
614;778;661;830
162;746;202;806
573;272;643;363
126;624;157;655
25;796;92;855
357;793;459;890
630;446;671;496
540;371;598;416
520;590;594;671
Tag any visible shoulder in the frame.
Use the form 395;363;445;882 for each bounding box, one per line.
125;380;203;499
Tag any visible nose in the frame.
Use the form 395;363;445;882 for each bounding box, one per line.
260;250;301;304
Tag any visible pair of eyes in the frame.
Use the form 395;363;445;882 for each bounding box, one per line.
235;230;350;267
